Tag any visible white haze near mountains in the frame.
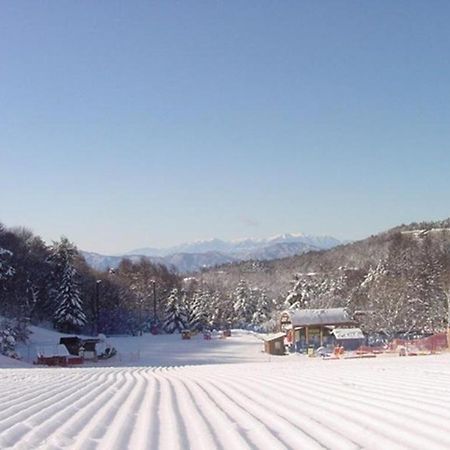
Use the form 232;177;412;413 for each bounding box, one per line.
127;233;342;257
82;233;343;273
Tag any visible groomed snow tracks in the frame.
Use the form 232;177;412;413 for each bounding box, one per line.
1;356;450;449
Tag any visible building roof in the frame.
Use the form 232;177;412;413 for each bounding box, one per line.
263;332;286;342
37;344;70;357
332;328;364;340
282;308;354;327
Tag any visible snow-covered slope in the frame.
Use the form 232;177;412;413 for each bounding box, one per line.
1;349;450;449
0;354;30;368
13;327;269;367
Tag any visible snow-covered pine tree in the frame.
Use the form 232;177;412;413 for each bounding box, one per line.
196;289;211;330
183;290;208;331
49;237;86;333
207;290;231;329
163;288;187;333
284;274;310;309
233;280;256;327
53;263;86;332
0;248;15;283
0;319;20;358
252;288;271;327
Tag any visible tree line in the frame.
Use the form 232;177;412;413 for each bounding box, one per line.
0;223;278;356
4;220;446;357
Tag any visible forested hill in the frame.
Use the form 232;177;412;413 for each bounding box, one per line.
201;219;450;335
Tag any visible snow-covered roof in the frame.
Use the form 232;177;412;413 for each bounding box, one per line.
282;308;354;327
332;328;364;340
263;332;286;342
37;344;70;357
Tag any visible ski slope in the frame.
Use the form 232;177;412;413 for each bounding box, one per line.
1;332;450;449
14;327;270;367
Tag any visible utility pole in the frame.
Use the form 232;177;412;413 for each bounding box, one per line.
152;280;157;319
138;297;143;336
95;280;102;336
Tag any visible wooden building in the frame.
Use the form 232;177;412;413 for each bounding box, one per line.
263;332;287;355
280;308;356;350
331;327;365;350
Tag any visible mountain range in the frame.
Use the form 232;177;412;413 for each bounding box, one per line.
82;233;343;273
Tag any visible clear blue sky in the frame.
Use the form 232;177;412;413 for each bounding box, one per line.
1;1;450;254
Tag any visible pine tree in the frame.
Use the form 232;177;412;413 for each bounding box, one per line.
183;290;207;331
233;280;256;327
163;289;187;333
53;264;86;332
186;292;198;330
284;274;310;309
208;290;231;329
252;288;271;327
0;248;15;283
49;237;86;333
0;319;21;358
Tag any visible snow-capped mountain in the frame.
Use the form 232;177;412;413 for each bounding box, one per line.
126;233;341;257
82;233;343;273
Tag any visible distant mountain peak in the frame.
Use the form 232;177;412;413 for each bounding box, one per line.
268;232;305;241
84;232;343;273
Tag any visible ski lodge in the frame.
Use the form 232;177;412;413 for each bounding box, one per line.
280;308;358;350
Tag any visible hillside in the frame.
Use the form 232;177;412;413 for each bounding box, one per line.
201;219;450;335
81;250;238;273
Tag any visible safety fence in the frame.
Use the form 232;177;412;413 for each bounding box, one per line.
355;332;448;356
389;332;448;354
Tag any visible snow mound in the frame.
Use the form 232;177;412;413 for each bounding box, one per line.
0;354;31;368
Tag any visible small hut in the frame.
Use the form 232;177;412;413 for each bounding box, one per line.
331;328;365;350
263;332;286;355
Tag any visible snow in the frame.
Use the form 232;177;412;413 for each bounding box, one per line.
2;327;450;449
104;331;268;367
0;354;30;369
262;332;286;341
332;328;365;340
12;326;269;367
36;344;70;358
284;308;353;327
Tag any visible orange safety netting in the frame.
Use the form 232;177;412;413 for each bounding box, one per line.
389;332;448;353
